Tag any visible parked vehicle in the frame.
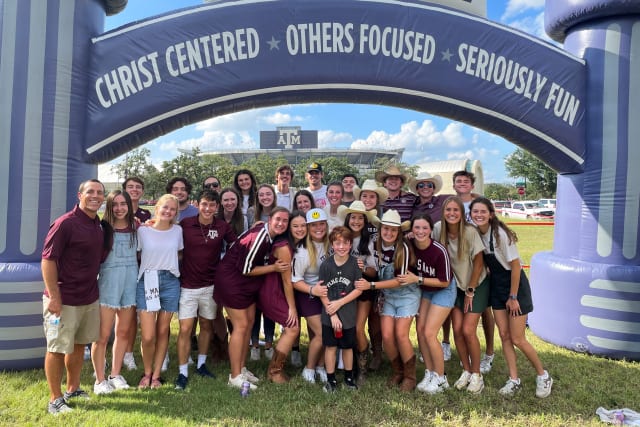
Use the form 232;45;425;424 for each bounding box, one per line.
502;201;554;220
538;198;557;209
492;200;512;215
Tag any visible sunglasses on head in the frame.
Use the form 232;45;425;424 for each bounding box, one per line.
204;182;220;188
417;182;435;189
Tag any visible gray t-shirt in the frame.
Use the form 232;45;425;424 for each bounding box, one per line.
318;255;362;329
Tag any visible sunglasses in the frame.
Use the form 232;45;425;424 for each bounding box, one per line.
204;182;220;189
417;182;435;189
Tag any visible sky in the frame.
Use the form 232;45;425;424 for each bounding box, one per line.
98;0;549;184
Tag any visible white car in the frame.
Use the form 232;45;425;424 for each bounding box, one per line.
503;201;554;220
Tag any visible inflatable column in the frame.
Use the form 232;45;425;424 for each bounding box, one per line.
0;0;123;370
531;0;640;360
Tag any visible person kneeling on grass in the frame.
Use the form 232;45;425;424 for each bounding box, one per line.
319;226;363;392
470;197;553;398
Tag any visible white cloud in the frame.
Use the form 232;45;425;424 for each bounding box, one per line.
501;0;544;20
318;130;353;148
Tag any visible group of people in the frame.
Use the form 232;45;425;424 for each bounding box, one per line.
41;163;553;415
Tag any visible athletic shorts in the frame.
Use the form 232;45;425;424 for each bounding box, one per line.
322;325;355;349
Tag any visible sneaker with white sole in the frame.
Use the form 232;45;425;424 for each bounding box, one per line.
187;355;195;366
161;353;169;373
123;353;137;371
479;353;494;374
467;373;484;394
264;347;274;360
424;374;450;394
63;388;90;401
241;367;260;384
228;373;257;390
416;370;433;392
301;367;316;384
453;371;472;390
499;378;521;396
108;375;130;390
315;366;328;383
93;379;115;395
250;347;260;361
48;397;72;415
290;350;303;367
441;342;452;362
535;371;553;398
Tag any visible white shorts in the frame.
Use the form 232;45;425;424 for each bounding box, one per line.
178;285;217;320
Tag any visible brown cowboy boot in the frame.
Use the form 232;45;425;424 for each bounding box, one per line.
399;355;417;392
356;351;368;387
387;356;404;387
368;314;383;371
267;349;289;383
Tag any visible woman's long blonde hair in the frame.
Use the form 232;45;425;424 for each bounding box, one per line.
437;196;468;260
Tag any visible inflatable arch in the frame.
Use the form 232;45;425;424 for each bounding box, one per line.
0;0;638;370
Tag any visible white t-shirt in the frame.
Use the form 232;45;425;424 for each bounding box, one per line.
324;206;344;231
350;236;376;270
307;185;328;208
479;226;520;271
137;225;184;279
432;222;486;290
292;241;328;285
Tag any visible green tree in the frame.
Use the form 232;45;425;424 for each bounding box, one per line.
290;156;359;188
111;148;155;181
158;147;209;197
483;183;515;200
241;154;290;185
201;154;238;188
504;148;557;198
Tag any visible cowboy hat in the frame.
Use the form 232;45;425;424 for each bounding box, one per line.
375;165;407;184
353;179;388;204
379;209;411;232
337;200;380;227
409;171;443;194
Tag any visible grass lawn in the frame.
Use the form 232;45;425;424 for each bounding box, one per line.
2;220;638;426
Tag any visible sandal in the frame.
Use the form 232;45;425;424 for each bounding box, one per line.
138;374;152;389
150;377;162;389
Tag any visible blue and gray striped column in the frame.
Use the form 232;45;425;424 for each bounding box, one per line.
530;0;640;360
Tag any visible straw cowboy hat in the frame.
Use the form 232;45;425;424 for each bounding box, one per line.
374;165;408;184
408;171;443;194
379;209;411;232
353;179;389;204
337;200;380;227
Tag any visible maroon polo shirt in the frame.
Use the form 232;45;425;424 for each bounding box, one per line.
180;215;236;289
382;191;417;222
41;205;103;306
135;207;152;223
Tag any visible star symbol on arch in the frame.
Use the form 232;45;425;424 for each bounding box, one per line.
441;48;453;62
267;36;281;50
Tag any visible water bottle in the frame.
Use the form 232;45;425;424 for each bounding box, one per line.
47;315;60;340
614;411;625;426
240;381;250;398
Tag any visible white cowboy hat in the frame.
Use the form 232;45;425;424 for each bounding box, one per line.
337;200;380;227
374;165;407;184
353;179;389;204
409;171;443;194
379;209;411;232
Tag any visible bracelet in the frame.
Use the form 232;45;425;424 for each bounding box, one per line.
418;273;423;286
309;285;315;299
509;294;518;300
370;281;376;290
465;291;475;298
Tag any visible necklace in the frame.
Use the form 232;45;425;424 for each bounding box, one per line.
200;221;212;244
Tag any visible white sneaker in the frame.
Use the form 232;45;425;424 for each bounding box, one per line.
264;347;274;360
535;371;553;398
301;367;316;384
467;373;484;394
241;367;260;384
290;350;303;367
337;350;344;370
108;375;130;390
187;355;195;366
416;370;433;392
479;353;494;374
499;378;521;396
441;342;452;362
454;370;472;390
425;374;450;394
315;366;328;383
250;347;260;361
93;379;115;395
161;353;169;373
228;373;257;390
123;353;137;371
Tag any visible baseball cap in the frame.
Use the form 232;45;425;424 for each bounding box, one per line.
307;162;323;173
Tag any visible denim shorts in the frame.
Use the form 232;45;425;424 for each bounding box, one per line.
421;279;456;308
136;270;180;313
98;264;137;309
381;284;421;318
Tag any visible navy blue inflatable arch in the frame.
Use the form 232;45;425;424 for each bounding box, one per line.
0;0;638;370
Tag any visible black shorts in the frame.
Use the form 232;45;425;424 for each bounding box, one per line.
490;270;534;315
357;288;378;303
322;325;355;349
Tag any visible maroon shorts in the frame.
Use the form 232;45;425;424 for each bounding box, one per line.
294;289;323;318
257;273;291;325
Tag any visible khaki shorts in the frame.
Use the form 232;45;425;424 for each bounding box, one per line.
43;296;100;354
178;285;217;320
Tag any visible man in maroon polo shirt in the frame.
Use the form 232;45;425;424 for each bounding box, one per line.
174;190;236;390
375;165;416;222
41;179;105;415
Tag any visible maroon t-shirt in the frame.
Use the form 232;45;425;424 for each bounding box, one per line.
180;215;236;289
134;207;152;223
411;239;452;292
41;205;103;306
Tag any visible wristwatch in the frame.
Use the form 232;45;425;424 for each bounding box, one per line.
466;287;475;294
509;294;518;300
